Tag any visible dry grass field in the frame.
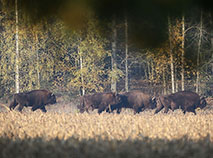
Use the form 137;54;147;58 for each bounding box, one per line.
0;97;213;158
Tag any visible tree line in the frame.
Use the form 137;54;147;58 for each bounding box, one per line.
0;2;213;99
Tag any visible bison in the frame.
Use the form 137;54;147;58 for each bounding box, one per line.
111;90;157;114
9;89;56;112
77;92;122;114
154;91;207;114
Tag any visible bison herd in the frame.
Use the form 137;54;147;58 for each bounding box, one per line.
77;90;207;115
8;89;207;114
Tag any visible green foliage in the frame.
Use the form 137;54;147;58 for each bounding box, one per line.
0;6;112;97
69;17;110;93
0;9;15;96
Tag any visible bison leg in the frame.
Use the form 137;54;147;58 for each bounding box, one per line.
98;106;106;114
40;106;47;113
133;106;141;114
192;109;196;115
85;108;89;113
184;108;196;115
171;103;176;111
154;105;164;114
163;106;169;113
79;108;85;113
140;107;145;112
17;104;24;112
32;105;41;112
9;99;18;110
116;108;121;114
105;105;112;113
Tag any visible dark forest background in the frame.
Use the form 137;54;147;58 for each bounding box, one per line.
1;0;213;101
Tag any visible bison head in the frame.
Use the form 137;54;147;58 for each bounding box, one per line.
150;97;157;109
48;93;56;104
156;97;163;108
111;92;122;105
199;96;207;109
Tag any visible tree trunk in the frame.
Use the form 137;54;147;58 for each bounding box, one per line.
147;61;151;80
111;15;117;92
163;67;167;95
15;0;19;93
168;16;175;93
144;63;148;80
151;61;154;81
181;14;185;91
170;50;175;93
175;67;178;92
209;12;213;75
196;10;203;94
79;48;85;96
125;15;129;92
34;32;40;89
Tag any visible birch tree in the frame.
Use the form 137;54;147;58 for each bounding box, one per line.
181;14;185;91
168;16;175;93
124;15;129;92
196;10;203;94
111;15;117;92
15;0;19;93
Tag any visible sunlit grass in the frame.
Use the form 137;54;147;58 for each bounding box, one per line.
0;110;212;141
0;106;212;158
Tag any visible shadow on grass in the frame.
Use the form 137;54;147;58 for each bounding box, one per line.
0;136;212;158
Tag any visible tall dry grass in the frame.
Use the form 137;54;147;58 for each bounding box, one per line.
0;103;213;158
0;110;212;141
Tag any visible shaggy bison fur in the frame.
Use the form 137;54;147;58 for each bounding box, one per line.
77;92;122;114
111;90;156;114
9;89;56;112
154;91;207;114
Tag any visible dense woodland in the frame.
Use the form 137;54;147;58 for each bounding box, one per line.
1;1;213;100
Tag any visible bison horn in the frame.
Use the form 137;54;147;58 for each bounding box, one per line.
152;96;156;101
200;96;206;100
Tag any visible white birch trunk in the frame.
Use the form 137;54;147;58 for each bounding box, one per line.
168;16;175;93
181;14;185;91
196;10;203;94
79;53;85;96
111;15;117;92
34;32;40;88
163;67;167;95
125;16;129;92
15;0;19;93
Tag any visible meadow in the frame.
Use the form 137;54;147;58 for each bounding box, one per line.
0;98;213;158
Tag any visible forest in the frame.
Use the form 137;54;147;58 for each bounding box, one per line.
0;1;213;158
0;0;213;99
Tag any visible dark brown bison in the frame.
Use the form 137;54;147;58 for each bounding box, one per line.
154;91;207;114
77;92;122;114
111;90;156;114
9;89;56;112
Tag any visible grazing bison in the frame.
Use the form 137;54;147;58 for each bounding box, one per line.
112;90;156;114
154;91;207;114
77;92;122;114
9;89;56;112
